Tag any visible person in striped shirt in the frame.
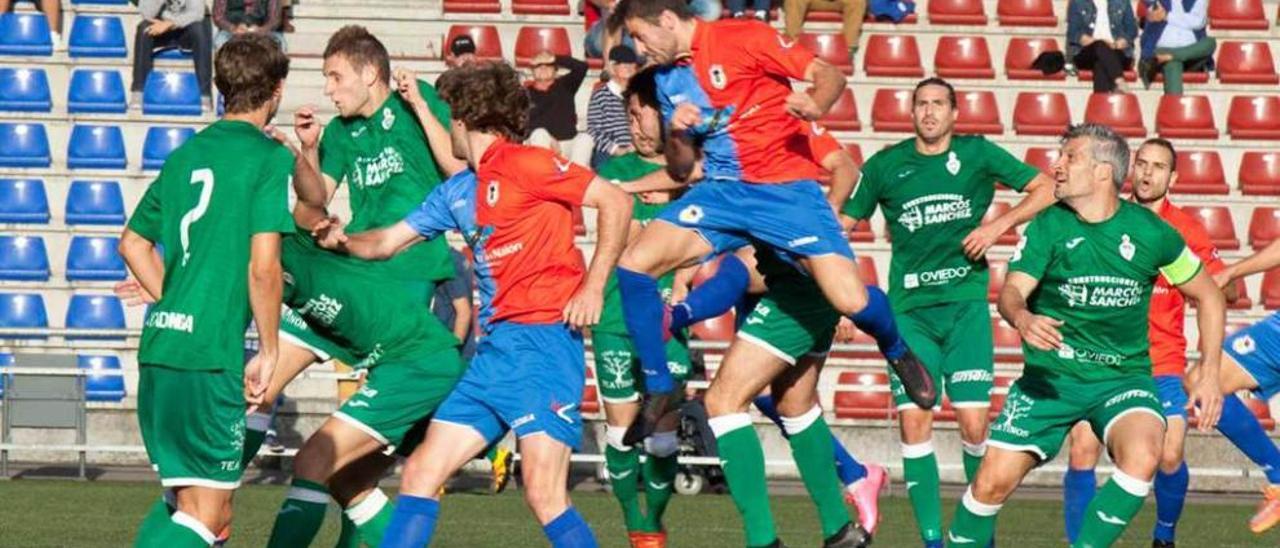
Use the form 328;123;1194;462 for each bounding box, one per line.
588;45;640;168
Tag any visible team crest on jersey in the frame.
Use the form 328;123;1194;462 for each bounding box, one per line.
709;65;728;90
486;180;500;206
678;204;704;224
1233;334;1257;355
1119;234;1135;261
946;151;962;175
381;107;395;130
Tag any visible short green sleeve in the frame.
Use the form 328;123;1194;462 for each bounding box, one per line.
841;157;880;220
127;176;164;242
1155;224;1201;286
251;147;298;235
1009;214;1051;280
979;137;1039;192
318;122;350;184
417;80;452;127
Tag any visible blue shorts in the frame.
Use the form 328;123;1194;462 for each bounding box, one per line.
1154;374;1189;419
1223;314;1280;401
432;322;586;450
656;179;855;263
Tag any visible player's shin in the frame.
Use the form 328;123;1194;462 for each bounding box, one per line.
708;413;778;547
604;426;646;532
782;405;853;538
1216;394;1280;484
1152;462;1189;543
335;515;360;548
344;488;395;547
947;488;1002;547
135;490;175;543
266;478;329;548
642;431;680;532
847;286;907;360
669;254;750;331
962;441;986;484
1062;467;1098;544
1074;469;1150;548
902;441;944;544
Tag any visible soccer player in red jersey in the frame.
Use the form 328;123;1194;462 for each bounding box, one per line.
315;61;632;548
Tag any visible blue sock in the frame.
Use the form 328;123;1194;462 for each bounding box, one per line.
753;394;866;485
1062;467;1096;544
543;507;598;548
924;540;944;548
848;286;907;360
1152;462;1189;542
617;267;674;393
670;254;750;331
381;495;439;548
1216;394;1280;483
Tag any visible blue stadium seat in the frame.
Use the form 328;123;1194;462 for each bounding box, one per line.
143;71;201;116
67;124;126;170
0;293;48;339
0;352;10;396
0;179;50;224
0;67;50;112
154;47;192;60
0;122;49;167
78;355;125;402
66;180;125;225
143;126;194;170
66;294;125;340
66;236;125;281
0;235;49;281
68;69;126;114
0;13;52;56
68;16;126;58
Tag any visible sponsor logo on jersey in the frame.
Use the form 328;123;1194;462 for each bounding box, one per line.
950;369;994;383
992;394;1034;437
1232;333;1257;355
482;241;524;262
486;180;500;206
1119;234;1136;261
298;294;344;325
1057;342;1123;366
903;265;972;289
1105;389;1153;407
511;414;535;429
380;107;395;130
552;401;577;423
898;194;973;233
1057;276;1143;308
946;151;962;175
351;146;406;189
553;158;573;174
146;311;194;333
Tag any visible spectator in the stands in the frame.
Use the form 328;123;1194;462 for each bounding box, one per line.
447;34;478;68
212;0;286;51
1067;0;1138;93
526;50;593;166
785;0;867;66
587;45;638;168
0;0;61;51
728;0;769;19
133;0;214;111
1138;0;1215;94
432;248;477;362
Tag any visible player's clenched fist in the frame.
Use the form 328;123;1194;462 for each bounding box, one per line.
243;349;277;414
784;91;823;121
294;104;322;149
1012;310;1064;351
563;287;604;329
670;103;702;132
393;67;425;106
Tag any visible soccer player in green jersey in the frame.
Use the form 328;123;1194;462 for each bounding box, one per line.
945;123;1226;547
841;77;1056;548
119;34;293;547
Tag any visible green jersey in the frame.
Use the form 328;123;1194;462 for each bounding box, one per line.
128;120;295;371
319;80;454;283
281;234;459;368
1010;202;1202;381
595;153;676;335
843;135;1040;312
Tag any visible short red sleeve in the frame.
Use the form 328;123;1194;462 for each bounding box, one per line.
744;25;815;81
521;148;595;206
806;125;842;164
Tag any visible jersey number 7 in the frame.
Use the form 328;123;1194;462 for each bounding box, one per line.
180;168;215;267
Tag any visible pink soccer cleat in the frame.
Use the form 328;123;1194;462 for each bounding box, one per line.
1249;484;1280;533
844;464;888;534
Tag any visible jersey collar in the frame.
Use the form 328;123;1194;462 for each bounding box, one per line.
478;136;511;170
689;19;708;58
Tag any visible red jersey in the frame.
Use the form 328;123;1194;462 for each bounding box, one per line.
803;122;843;166
1149;198;1226;376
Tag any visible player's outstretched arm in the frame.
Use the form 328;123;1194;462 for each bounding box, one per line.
565;177;633;328
963;173;1057;260
117;228;165;303
619;162;699;194
999;271;1063;351
246;232;284;412
321;221;425;261
1177;268;1226;430
1218;236;1280;287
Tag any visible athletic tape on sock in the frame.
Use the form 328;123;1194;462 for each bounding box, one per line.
645;431;680;457
1110;469;1153;497
346;489;389;526
709;413;753;438
171;511;218;544
901;440;935;459
246;411;272;432
606;425;632;452
779;405;823;436
962;440;988;458
287;484;331;504
961;487;1003;517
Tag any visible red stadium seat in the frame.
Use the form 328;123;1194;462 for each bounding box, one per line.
849;219;875;242
982;202;1019;245
997;0;1056;25
935;36;994;79
863;34;924;78
1170;150;1228;195
690;255;725;287
443;0;500;13
799;33;853;75
514;27;572;67
582;367;600;414
1013;92;1070;136
1208;0;1268;29
857;255;880;286
1217;41;1279;84
992;317;1022;363
820;88;861;131
833;371;895;420
1245;397;1276;430
928;0;987;24
1182;205;1240;250
987;259;1007;302
1248;207;1280;250
988;375;1015;417
1023;147;1060;174
1005;38;1065;80
1084;93;1146;137
871;88;913;133
1240;151;1280;195
1155;95;1219;139
1227;95;1280;140
445;25;503;62
691;311;736;342
955;91;1002;134
1263;270;1280;309
513;0;569;15
844;143;864;168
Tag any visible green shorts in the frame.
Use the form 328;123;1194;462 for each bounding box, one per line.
736;279;840;364
137;364;246;489
592;331;691;403
988;371;1165;463
334;347;464;455
891;300;995;410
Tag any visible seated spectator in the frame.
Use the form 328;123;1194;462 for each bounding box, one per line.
1067;0;1138;93
785;0;868;66
587;46;638;168
0;0;61;51
133;0;214;111
728;0;769;19
212;0;286;52
1138;0;1214;94
526;50;593;166
447;34;478;68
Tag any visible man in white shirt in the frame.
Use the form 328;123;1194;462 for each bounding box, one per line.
1139;0;1215;94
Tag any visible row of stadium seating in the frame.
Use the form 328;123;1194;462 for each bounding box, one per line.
0;293;126;338
0;68;205;115
0;123;190;169
0;352;125;402
0;235;124;281
0;179;125;225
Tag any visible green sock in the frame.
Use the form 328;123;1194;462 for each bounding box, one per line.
948;487;1002;546
135;495;174;542
485;443;501;462
962;441;986;484
783;408;851;538
136;512;216;548
1074;472;1149;548
902;442;943;543
335;514;360;548
711;413;777;547
346;488;395;547
267;478;330;548
241;412;271;469
641;449;679;532
606;443;647;532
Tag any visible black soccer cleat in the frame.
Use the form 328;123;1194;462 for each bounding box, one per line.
888;347;937;409
623;389;680;446
1152;540;1174;548
761;540;789;548
823;522;871;548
